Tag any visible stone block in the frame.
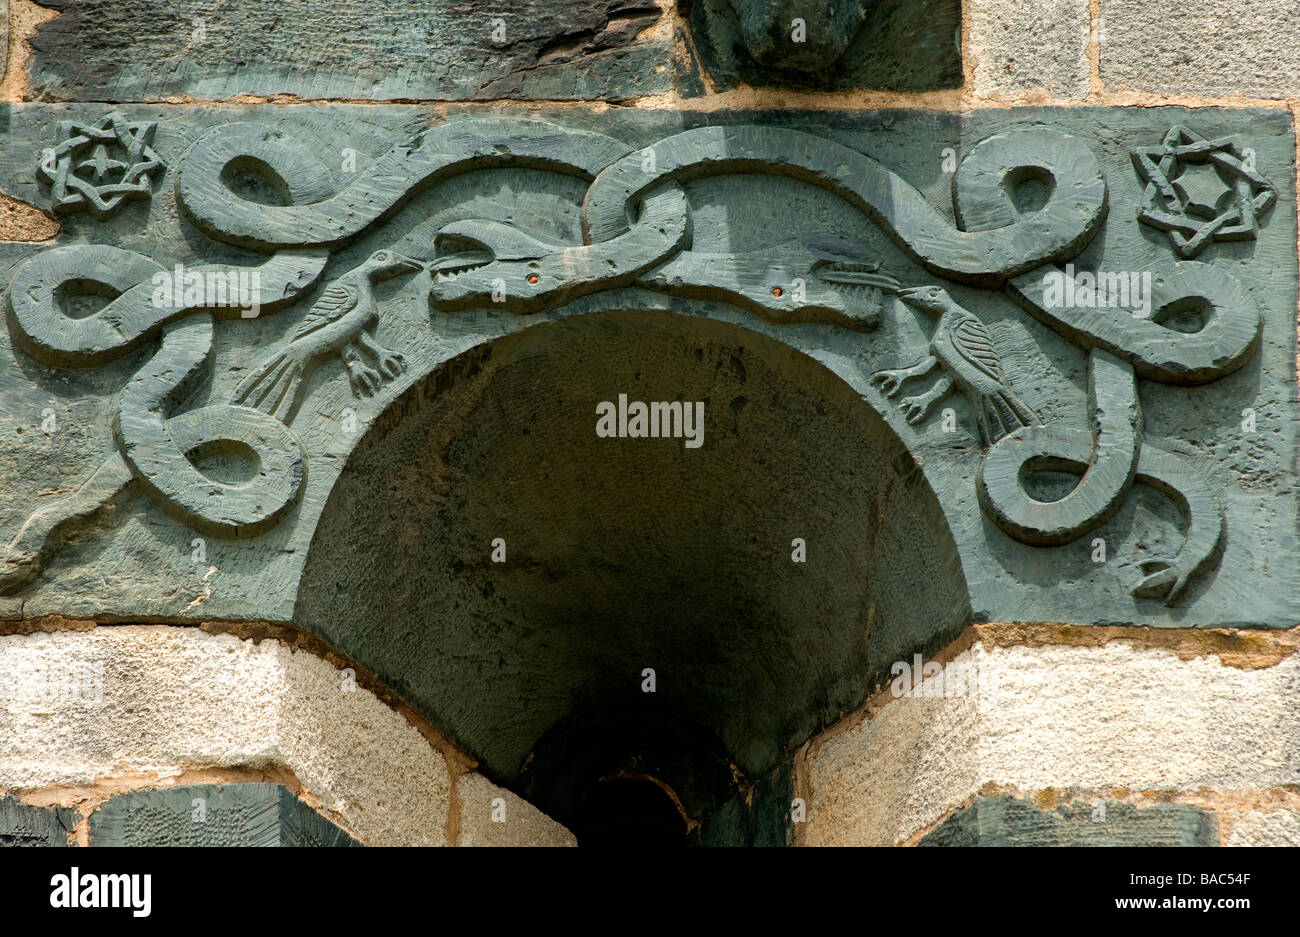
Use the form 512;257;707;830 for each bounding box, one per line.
0;627;452;846
454;772;575;846
919;795;1217;846
804;641;1300;845
1224;809;1300;846
0;794;76;846
969;0;1091;99
682;0;962;92
696;762;795;846
26;0;673;101
88;783;359;847
1099;0;1300;98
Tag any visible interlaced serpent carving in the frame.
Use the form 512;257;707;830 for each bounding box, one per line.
2;116;1264;605
1;248;325;593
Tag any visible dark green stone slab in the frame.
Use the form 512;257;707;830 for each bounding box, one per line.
0;795;77;846
2;105;1288;633
682;0;962;92
87;784;360;846
26;0;673;102
919;796;1218;847
0;104;1295;785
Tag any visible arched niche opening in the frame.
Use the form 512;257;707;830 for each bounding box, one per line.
295;307;970;842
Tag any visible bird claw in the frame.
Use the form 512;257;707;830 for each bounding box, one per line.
870;369;907;397
347;363;383;397
377;351;406;379
899;393;935;425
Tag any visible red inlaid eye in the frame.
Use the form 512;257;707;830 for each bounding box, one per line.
527;273;540;285
771;286;783;298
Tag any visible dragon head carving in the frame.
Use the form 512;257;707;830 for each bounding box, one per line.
427;219;574;313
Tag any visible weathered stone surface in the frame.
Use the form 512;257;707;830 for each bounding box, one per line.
804;641;1300;845
89;783;359;846
919;796;1217;846
455;772;575;846
1099;0;1300;98
969;0;1090;99
0;0;8;87
0;627;452;845
682;0;962;91
0;104;1296;799
26;0;672;101
0;794;76;846
1224;809;1300;846
712;0;879;72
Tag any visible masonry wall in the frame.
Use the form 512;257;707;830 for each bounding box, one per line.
1;0;1297;845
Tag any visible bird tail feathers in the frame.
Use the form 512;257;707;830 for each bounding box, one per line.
981;391;1041;445
232;349;303;424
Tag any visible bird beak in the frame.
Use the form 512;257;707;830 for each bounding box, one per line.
895;286;924;306
391;254;423;274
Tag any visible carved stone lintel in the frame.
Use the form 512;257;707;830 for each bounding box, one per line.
0;106;1292;629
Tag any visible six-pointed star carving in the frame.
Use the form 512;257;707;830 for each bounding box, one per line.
1132;125;1276;258
36;113;166;219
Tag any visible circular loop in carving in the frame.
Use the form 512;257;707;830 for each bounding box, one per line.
978;426;1112;545
112;315;308;537
1009;260;1261;385
953;129;1110;244
154;405;307;537
6;245;165;367
977;351;1141;546
176;122;338;244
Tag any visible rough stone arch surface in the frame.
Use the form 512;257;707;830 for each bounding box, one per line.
295;307;971;789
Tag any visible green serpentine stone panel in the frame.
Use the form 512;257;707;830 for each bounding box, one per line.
0;104;1296;785
26;0;673;102
0;795;77;847
919;796;1218;847
88;784;360;847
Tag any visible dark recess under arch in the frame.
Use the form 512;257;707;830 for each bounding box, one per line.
294;308;971;837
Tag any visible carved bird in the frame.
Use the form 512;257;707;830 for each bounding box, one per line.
233;250;422;423
871;285;1039;445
